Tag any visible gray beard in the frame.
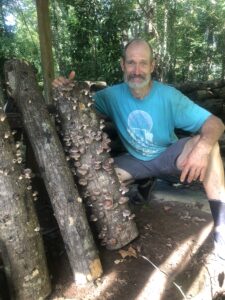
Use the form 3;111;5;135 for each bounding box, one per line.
124;74;151;90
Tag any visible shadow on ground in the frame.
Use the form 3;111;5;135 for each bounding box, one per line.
45;180;223;300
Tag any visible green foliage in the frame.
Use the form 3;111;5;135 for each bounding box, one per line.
0;0;41;79
1;0;225;84
52;0;137;84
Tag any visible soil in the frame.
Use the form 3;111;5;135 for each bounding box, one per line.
42;181;224;300
1;180;224;300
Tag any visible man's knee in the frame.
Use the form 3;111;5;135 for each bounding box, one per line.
115;167;133;183
176;135;201;170
210;142;220;157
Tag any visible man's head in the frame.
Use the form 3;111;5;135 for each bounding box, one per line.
120;39;155;90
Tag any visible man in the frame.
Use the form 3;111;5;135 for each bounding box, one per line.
53;39;225;296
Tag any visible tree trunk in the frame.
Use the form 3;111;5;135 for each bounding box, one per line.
4;59;102;284
35;0;55;104
53;82;139;250
0;90;51;299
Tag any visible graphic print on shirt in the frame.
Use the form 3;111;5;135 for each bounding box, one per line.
127;110;158;156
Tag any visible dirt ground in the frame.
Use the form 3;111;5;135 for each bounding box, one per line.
40;180;224;300
1;180;224;300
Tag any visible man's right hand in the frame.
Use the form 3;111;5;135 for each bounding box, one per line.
52;71;75;88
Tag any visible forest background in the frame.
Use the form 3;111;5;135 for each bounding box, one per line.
0;0;225;86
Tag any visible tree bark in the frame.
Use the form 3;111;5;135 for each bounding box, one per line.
4;59;102;284
0;90;51;299
53;82;139;250
35;0;55;104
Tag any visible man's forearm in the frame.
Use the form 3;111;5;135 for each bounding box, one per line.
198;115;225;152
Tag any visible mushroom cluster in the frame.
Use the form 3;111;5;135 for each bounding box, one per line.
53;82;138;250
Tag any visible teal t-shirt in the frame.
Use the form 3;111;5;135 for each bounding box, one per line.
93;81;211;161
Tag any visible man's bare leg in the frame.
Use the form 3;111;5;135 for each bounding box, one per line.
114;167;134;185
176;135;225;201
177;135;225;296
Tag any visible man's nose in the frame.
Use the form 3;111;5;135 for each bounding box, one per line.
134;64;141;75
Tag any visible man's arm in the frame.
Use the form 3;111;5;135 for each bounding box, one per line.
180;115;225;183
198;115;225;148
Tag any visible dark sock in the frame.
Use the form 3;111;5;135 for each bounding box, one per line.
209;200;225;260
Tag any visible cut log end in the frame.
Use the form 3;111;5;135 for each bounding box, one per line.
89;258;103;280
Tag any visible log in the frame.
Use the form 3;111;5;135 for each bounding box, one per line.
4;59;102;284
53;82;139;250
213;86;225;99
174;79;225;93
196;98;225;117
186;89;215;102
0;103;51;298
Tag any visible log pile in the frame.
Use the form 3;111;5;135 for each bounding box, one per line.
175;79;225;154
4;60;103;285
175;79;225;120
2;59;138;294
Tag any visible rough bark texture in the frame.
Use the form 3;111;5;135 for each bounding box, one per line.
4;59;102;284
35;0;54;104
53;82;139;250
0;105;51;299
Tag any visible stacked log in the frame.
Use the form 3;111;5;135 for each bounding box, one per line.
174;79;225;155
175;79;225;120
4;60;103;285
0;90;51;298
53;82;139;250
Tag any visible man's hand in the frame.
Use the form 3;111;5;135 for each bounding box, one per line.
180;115;224;183
180;141;211;183
52;71;75;88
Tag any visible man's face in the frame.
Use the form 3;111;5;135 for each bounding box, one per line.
121;42;155;90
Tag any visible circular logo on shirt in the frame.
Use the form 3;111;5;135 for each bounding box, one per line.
127;110;153;146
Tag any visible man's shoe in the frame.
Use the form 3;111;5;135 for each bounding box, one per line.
138;177;157;201
202;252;225;299
127;184;146;205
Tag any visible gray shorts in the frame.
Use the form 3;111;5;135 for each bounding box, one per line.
114;137;190;180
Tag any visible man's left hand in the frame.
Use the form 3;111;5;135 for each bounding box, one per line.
180;143;211;183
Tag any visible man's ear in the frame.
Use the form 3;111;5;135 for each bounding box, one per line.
120;58;125;72
150;59;155;74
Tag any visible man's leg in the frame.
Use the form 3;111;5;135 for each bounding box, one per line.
114;167;150;204
114;153;157;204
114;138;192;203
177;135;225;296
176;135;225;201
114;167;133;184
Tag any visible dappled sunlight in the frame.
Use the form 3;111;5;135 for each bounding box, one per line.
59;269;118;300
135;221;213;300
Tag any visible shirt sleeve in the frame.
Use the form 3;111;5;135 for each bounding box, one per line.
92;89;110;117
171;88;211;132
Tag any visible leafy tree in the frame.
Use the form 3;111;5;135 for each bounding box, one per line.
1;0;225;84
0;0;41;79
51;0;137;84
